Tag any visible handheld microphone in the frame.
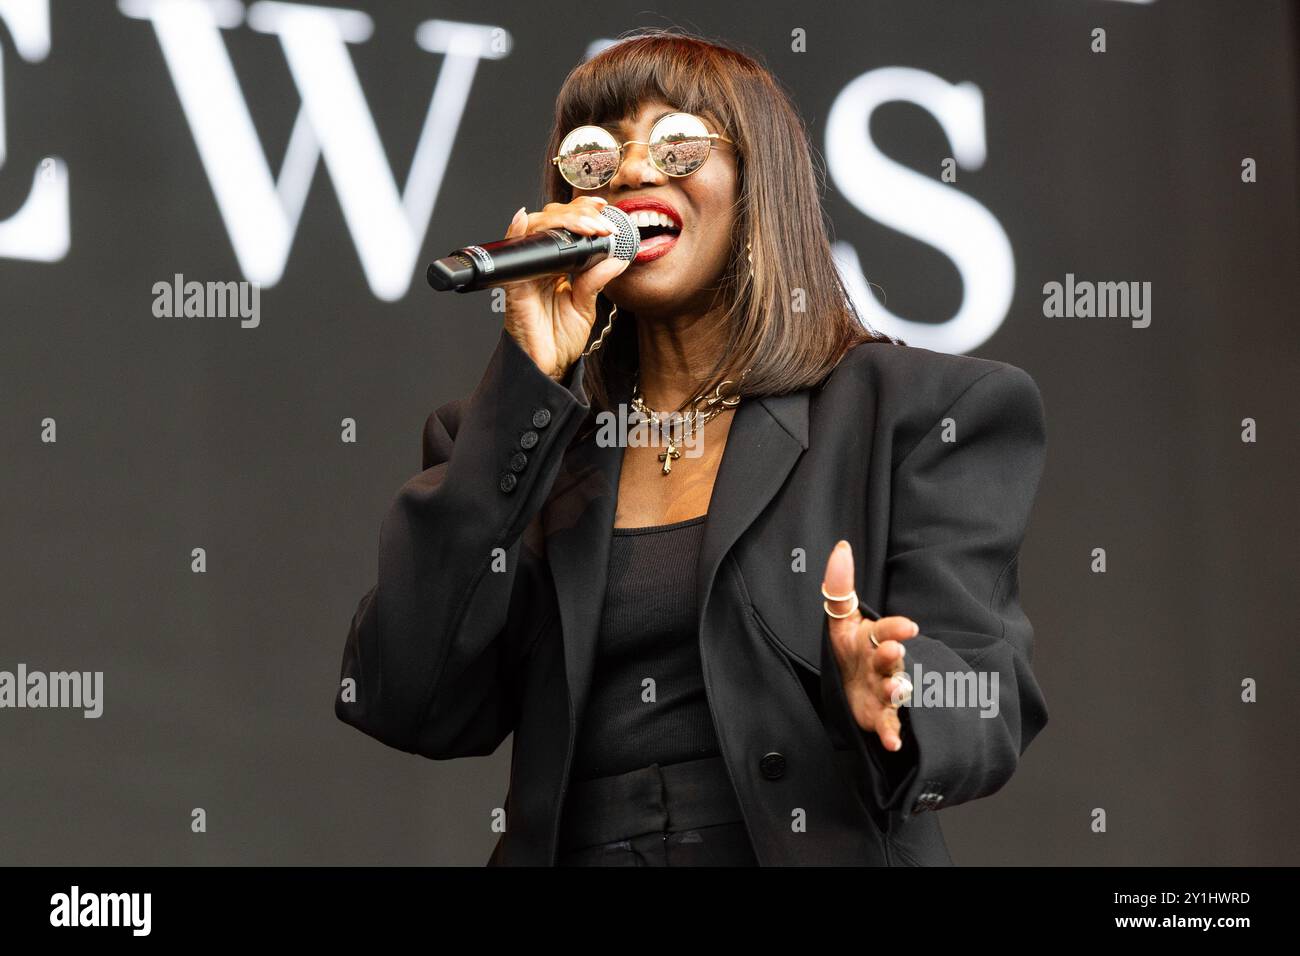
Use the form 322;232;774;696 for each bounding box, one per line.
426;205;640;293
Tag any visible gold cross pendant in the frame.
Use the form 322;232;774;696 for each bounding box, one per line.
658;441;681;475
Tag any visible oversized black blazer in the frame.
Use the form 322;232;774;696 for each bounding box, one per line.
336;325;1049;866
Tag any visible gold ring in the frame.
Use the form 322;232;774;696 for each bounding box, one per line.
823;592;859;619
887;669;913;705
821;584;856;602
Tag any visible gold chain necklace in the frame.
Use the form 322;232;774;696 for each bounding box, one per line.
630;370;747;475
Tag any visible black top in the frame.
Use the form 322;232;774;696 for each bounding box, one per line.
569;513;720;782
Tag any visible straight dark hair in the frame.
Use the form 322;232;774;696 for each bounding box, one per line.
542;28;902;431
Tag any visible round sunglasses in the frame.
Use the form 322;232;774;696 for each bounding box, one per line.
552;111;734;191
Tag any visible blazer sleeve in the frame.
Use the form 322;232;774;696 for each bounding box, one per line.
335;328;592;759
820;363;1049;818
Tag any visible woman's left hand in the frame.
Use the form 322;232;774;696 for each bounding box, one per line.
822;540;920;752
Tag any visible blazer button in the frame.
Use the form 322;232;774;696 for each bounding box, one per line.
498;473;517;493
509;451;529;473
531;407;552;429
519;429;539;450
759;752;786;780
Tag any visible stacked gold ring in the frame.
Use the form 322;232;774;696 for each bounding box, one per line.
821;583;880;647
821;583;857;619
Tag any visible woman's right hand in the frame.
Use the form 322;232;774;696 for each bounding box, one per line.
498;196;631;382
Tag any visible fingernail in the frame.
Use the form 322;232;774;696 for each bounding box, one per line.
511;206;526;224
909;622;919;637
898;645;906;658
835;539;851;553
591;197;608;206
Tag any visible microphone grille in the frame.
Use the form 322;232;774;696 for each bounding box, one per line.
599;205;641;262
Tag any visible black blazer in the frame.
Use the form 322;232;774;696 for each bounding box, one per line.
336;326;1049;866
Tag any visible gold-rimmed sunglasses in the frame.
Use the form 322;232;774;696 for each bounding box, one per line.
552;111;734;190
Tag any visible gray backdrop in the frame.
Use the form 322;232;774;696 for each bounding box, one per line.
1;0;1296;865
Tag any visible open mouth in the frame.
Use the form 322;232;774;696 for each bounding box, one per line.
622;208;682;263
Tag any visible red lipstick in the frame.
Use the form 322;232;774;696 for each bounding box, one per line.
613;198;683;264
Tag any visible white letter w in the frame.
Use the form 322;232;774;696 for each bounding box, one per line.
120;0;510;300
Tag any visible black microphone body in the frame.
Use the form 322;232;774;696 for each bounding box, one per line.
427;205;640;293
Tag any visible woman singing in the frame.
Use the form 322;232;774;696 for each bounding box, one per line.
336;30;1049;866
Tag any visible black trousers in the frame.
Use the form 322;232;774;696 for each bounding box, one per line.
557;755;759;867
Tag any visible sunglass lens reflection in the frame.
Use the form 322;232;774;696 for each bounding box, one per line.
556;125;619;189
649;113;713;177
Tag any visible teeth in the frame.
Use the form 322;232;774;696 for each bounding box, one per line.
629;210;678;230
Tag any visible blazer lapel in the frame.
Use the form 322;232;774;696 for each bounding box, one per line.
695;388;809;627
541;372;629;733
542;378;810;737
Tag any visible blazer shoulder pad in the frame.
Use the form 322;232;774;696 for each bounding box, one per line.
828;341;1041;443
